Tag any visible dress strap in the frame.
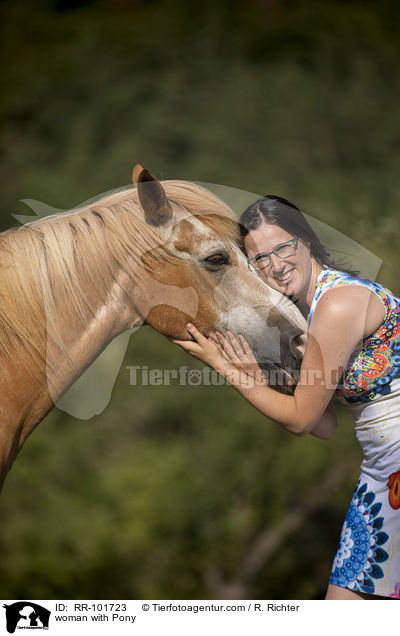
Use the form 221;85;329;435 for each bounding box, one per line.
307;266;331;326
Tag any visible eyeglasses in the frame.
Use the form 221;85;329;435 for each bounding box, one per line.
247;237;298;270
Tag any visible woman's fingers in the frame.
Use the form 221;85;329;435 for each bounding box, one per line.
171;325;257;372
171;324;208;349
213;331;262;378
238;334;257;360
216;330;246;360
186;323;208;344
171;339;201;355
215;331;239;361
172;325;224;367
171;325;263;382
226;331;246;357
209;336;230;361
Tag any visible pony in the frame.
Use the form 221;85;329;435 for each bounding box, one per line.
0;166;306;489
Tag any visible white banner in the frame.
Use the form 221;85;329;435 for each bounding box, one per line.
0;599;395;635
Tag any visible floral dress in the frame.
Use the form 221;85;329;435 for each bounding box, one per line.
308;267;400;598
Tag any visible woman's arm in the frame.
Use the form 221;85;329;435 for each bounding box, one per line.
172;286;373;437
309;401;338;440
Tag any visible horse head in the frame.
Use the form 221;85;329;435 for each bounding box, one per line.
132;165;307;390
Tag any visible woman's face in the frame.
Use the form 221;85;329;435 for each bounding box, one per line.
244;223;313;301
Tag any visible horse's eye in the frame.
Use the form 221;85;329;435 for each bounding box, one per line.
204;253;229;268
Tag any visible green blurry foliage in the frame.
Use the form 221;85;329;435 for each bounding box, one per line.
0;0;398;599
0;329;360;599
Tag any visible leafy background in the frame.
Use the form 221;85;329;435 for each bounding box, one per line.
0;0;399;599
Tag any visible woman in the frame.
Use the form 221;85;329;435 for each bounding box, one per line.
172;195;400;600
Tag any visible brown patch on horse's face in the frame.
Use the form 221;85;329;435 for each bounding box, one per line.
142;257;221;339
173;219;195;254
144;304;201;339
141;217;230;338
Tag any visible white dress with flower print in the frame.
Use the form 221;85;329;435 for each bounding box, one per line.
308;267;400;598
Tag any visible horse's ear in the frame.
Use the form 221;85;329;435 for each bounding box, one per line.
135;167;173;227
132;164;144;185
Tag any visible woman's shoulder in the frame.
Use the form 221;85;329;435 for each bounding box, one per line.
308;266;392;329
310;267;391;340
311;282;370;320
309;267;361;323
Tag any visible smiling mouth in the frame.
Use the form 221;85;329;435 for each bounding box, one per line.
275;269;294;284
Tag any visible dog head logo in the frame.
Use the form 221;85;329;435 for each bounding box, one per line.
3;602;50;633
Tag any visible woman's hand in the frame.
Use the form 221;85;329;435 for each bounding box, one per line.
171;323;267;385
213;330;266;383
171;323;227;372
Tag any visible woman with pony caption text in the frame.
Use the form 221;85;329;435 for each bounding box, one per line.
172;195;400;601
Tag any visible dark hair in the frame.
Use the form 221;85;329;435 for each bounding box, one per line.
239;195;356;274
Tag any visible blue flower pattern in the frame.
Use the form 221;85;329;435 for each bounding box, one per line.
329;482;389;594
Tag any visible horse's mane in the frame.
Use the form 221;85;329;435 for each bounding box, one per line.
0;181;238;378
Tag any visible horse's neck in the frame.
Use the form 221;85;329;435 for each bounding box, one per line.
45;270;143;402
0;269;143;486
